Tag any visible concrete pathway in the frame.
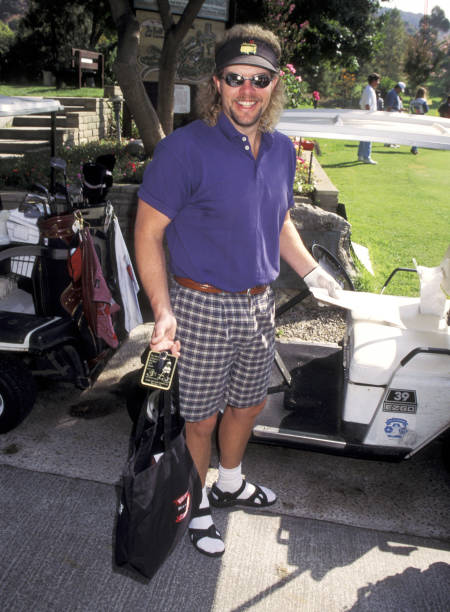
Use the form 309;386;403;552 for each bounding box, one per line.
0;324;449;611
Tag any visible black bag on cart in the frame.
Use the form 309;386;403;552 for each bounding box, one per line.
115;375;201;579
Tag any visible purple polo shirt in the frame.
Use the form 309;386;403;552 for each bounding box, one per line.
138;112;296;292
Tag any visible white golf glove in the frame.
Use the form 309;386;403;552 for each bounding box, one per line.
303;265;341;299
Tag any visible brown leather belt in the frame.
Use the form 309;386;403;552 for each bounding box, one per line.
174;276;268;295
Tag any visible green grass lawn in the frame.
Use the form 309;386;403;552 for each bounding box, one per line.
317;139;450;296
0;83;105;98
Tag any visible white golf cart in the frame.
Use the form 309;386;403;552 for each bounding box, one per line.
252;109;450;465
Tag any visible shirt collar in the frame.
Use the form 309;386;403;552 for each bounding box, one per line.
216;112;274;150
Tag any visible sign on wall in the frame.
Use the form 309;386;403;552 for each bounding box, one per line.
174;84;191;113
136;10;225;83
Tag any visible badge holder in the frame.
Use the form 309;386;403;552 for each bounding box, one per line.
140;350;178;390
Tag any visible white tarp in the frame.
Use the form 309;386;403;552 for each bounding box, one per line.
0;96;64;117
276;108;450;150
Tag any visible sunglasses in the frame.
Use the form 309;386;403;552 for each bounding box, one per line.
222;72;274;89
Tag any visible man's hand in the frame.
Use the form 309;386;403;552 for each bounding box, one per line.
150;310;181;357
303;265;341;299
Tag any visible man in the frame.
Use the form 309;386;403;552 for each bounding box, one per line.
438;94;450;118
385;82;406;112
135;24;340;558
357;72;380;165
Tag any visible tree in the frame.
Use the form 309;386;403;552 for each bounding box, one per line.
237;0;382;90
157;0;205;136
432;37;450;95
292;1;381;82
108;0;204;153
108;0;164;154
0;20;14;56
404;32;435;90
373;9;407;82
405;7;448;90
424;5;450;34
262;0;304;66
4;0;115;82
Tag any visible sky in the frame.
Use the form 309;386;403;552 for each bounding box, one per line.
385;0;450;18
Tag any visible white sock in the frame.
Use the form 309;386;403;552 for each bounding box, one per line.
216;463;276;504
189;486;224;555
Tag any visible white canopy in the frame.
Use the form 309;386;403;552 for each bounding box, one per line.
276;108;450;150
0;96;64;117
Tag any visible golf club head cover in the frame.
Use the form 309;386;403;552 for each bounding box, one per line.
96;154;116;192
82;162;107;205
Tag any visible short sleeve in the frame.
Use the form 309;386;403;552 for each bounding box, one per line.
138;138;191;219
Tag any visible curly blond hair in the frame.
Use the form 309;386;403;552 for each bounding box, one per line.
195;24;285;133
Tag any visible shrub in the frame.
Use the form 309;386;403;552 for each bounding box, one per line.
281;63;307;108
0;140;147;191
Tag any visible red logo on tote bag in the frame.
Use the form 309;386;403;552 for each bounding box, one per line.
174;491;191;523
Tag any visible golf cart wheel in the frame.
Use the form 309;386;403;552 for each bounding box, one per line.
311;243;355;291
0;355;36;433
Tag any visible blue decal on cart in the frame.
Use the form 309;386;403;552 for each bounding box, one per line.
384;418;408;439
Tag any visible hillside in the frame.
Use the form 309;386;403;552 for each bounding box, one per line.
379;7;423;32
396;10;423;31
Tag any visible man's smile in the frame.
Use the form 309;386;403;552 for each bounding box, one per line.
235;100;258;107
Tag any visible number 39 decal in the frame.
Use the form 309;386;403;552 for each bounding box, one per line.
383;389;417;414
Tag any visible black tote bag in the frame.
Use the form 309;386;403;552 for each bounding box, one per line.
115;376;202;579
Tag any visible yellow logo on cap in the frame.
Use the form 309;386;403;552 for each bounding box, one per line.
240;42;257;55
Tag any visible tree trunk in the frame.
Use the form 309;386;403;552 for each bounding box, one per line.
157;28;178;135
109;0;165;155
109;0;205;150
157;0;205;135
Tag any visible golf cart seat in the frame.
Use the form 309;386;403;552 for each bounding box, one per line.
347;292;449;385
349;293;450;385
348;292;449;333
348;316;450;387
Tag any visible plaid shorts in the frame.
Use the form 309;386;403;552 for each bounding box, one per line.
170;283;275;422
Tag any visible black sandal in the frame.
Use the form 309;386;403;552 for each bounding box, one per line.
209;480;277;508
188;507;224;558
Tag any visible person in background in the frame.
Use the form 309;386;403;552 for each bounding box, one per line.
312;90;320;108
357;72;380;165
386;82;406;112
409;86;429;155
438;94;450;118
376;90;384;111
135;23;341;559
385;81;406;148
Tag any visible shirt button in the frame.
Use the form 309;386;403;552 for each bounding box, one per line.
244;145;250;150
242;136;247;141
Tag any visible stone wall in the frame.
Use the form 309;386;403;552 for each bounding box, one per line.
60;98;114;146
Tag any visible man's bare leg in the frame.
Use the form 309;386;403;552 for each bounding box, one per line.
186;413;224;556
218;399;266;468
212;398;277;506
185;413;218;485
